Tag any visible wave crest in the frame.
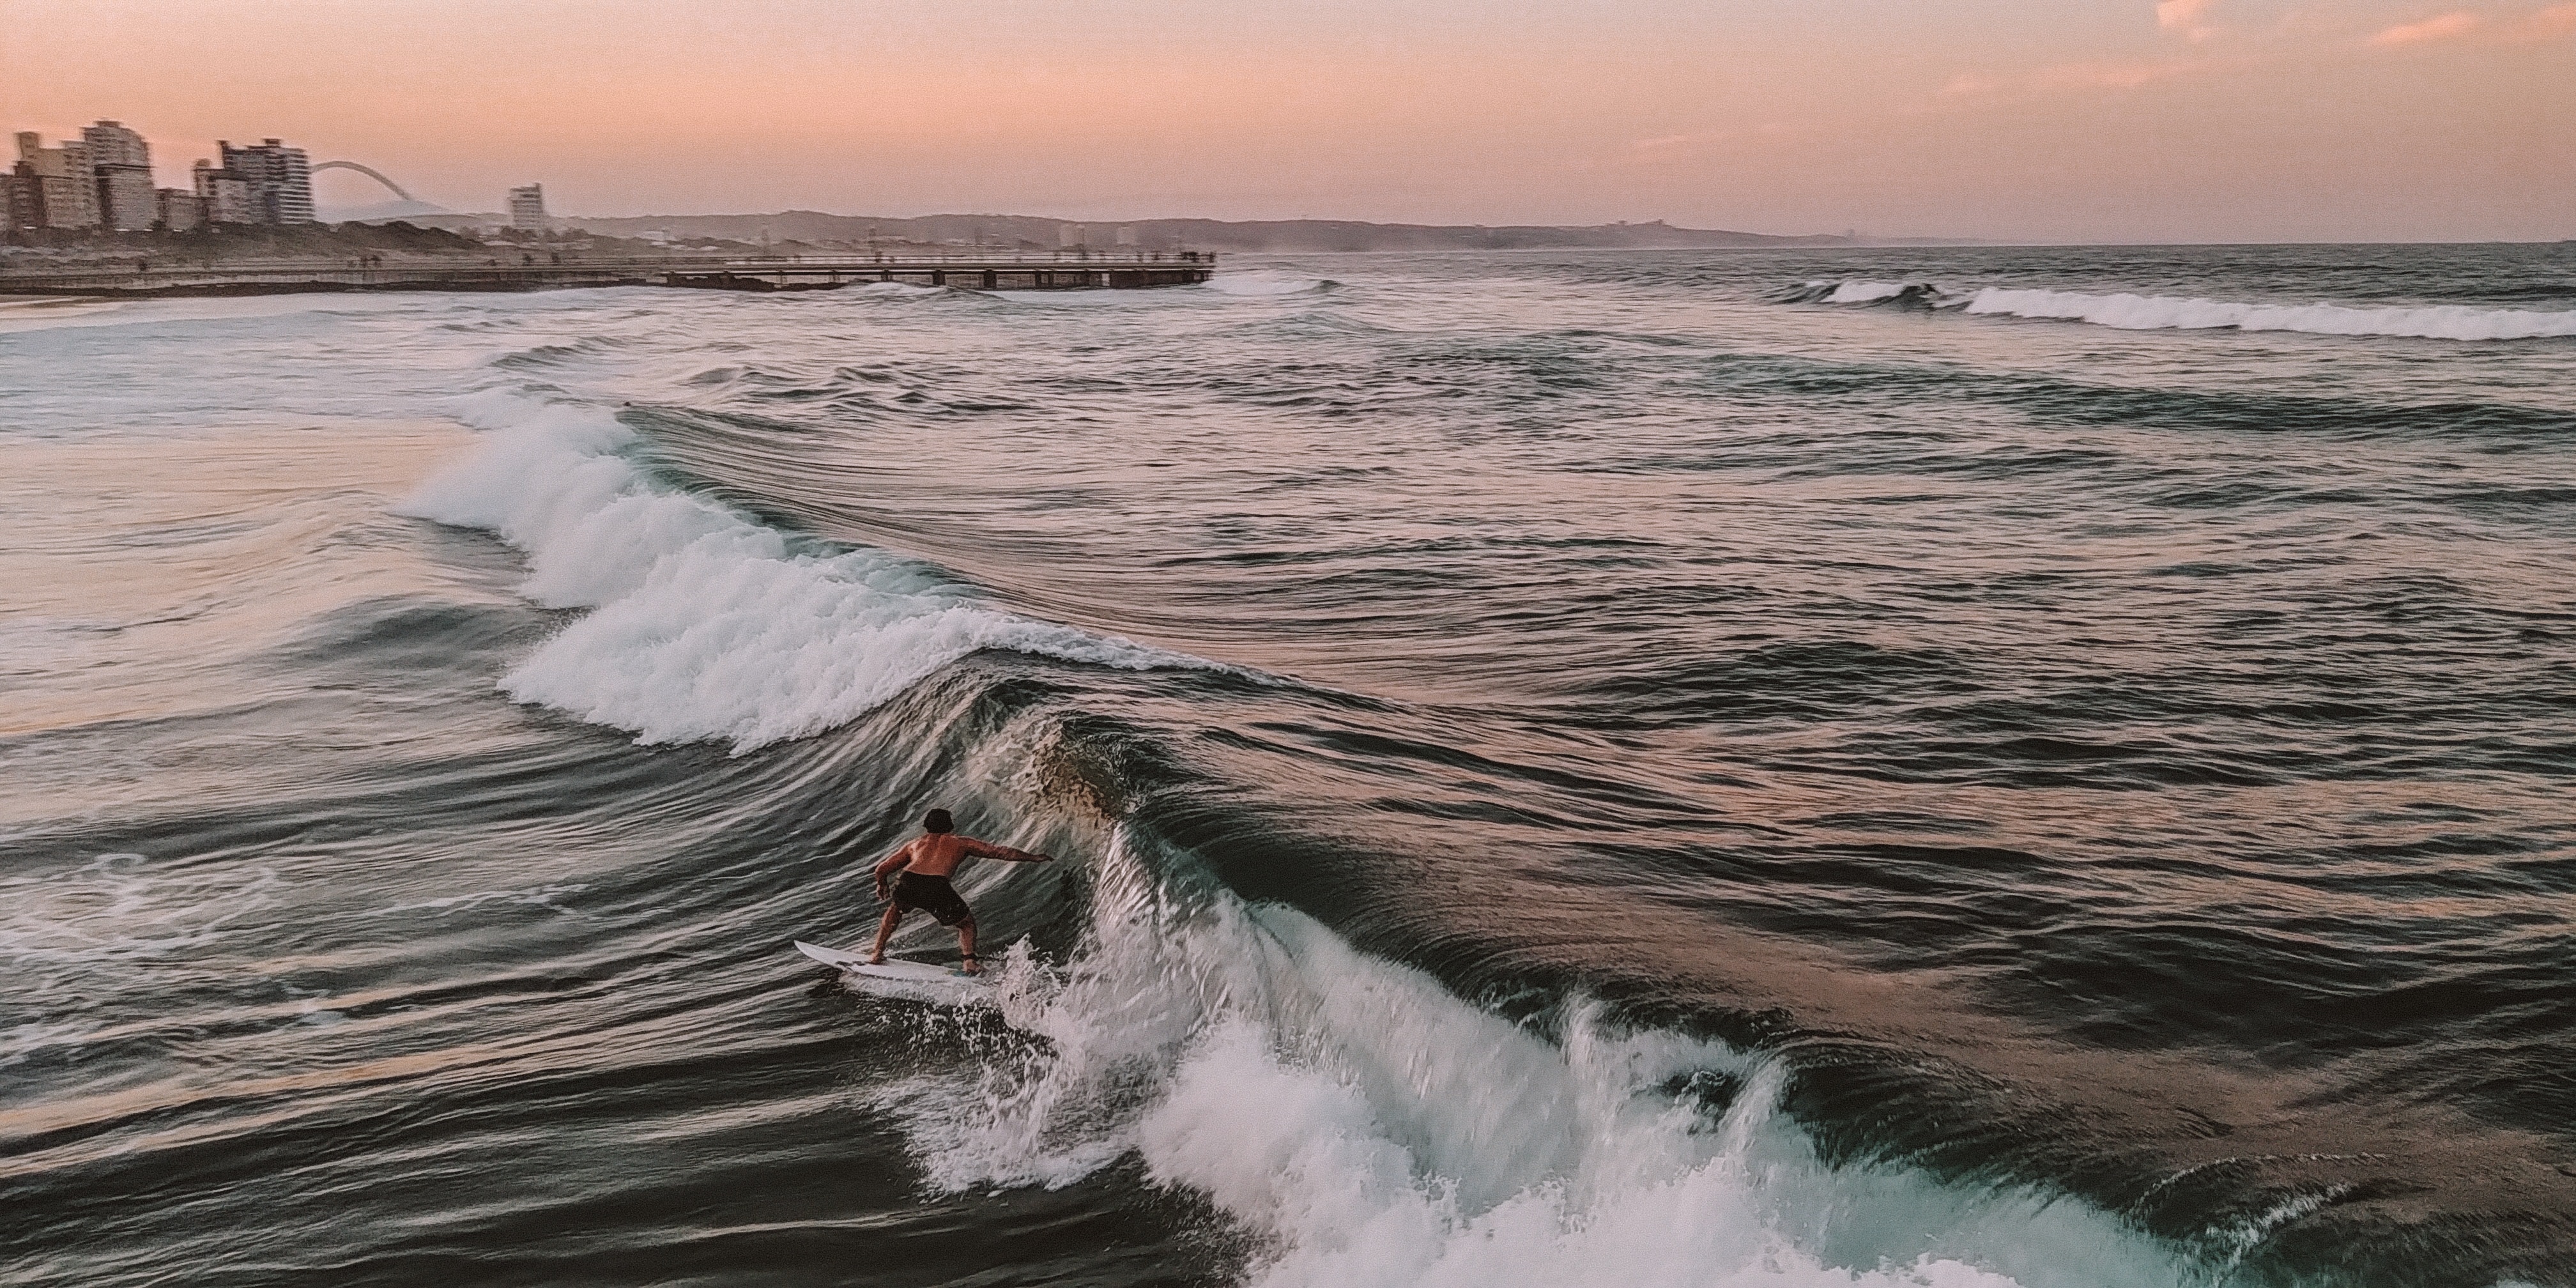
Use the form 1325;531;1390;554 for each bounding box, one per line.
397;389;1211;750
1964;288;2576;341
1779;277;2576;341
1206;271;1337;297
1777;279;1940;307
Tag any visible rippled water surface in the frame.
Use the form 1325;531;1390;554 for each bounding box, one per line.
5;245;2575;1287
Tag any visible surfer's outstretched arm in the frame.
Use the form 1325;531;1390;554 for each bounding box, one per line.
870;844;914;900
963;838;1053;864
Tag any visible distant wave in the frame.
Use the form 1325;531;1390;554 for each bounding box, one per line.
848;280;947;298
1205;270;1336;297
1775;279;1935;307
1782;277;2576;341
1962;288;2576;341
2423;281;2576;303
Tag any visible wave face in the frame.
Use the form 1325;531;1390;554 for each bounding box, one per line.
6;241;2575;1288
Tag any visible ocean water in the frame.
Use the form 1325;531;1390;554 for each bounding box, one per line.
4;243;2574;1287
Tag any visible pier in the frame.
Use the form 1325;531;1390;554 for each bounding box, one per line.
0;250;1217;298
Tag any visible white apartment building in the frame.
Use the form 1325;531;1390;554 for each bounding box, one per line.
82;120;158;229
16;133;101;229
158;188;206;231
4;154;47;231
193;159;256;224
508;183;546;230
96;164;156;230
80;120;149;167
218;139;315;224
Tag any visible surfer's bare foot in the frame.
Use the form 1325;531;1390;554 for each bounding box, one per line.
864;953;884;965
959;955;980;976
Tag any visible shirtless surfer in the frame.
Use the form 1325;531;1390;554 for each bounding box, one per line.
867;809;1052;974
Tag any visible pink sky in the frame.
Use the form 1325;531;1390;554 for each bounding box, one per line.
6;0;2570;241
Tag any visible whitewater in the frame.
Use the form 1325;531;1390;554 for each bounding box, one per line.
1783;275;2576;341
397;390;1213;750
873;834;2202;1288
1958;287;2576;341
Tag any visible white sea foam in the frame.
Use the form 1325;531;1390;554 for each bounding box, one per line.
399;390;1211;750
0;852;287;969
1206;270;1333;296
0;852;291;1067
871;832;2196;1288
848;280;947;299
0;292;426;336
1825;279;1912;304
1961;288;2576;341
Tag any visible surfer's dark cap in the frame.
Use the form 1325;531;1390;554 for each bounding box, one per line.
923;809;954;833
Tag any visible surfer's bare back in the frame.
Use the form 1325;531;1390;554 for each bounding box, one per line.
868;808;1051;974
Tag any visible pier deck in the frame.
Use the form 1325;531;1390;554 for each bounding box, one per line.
0;251;1216;298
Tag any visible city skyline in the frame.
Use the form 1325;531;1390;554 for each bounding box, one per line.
4;0;2572;243
6;123;324;235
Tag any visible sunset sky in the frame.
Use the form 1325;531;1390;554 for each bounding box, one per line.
6;0;2570;242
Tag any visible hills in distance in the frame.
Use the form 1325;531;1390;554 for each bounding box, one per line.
367;208;1960;250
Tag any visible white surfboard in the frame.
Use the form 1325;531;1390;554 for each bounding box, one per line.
794;940;993;1005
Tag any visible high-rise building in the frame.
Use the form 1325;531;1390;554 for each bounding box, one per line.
1116;225;1138;247
218;139;315;224
82;120;158;230
158;188;206;231
80;120;149;167
95;164;155;230
17;134;101;229
193;159;256;225
508;183;546;229
0;170;32;233
1059;223;1087;248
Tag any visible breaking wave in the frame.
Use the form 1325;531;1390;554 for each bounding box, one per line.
871;831;2194;1288
1960;288;2576;341
1206;271;1337;297
1782;277;2576;341
395;389;1215;750
1777;279;1939;307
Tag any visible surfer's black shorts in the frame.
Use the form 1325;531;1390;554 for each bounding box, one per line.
891;872;972;926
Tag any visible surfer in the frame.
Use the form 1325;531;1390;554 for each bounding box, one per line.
867;809;1052;974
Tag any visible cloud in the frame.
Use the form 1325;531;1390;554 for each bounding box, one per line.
2044;59;2196;89
2156;0;2222;42
2368;11;2483;46
1925;57;2198;114
1618;122;1788;162
2528;2;2576;37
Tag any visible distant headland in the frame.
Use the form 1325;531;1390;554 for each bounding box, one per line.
484;211;1966;252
